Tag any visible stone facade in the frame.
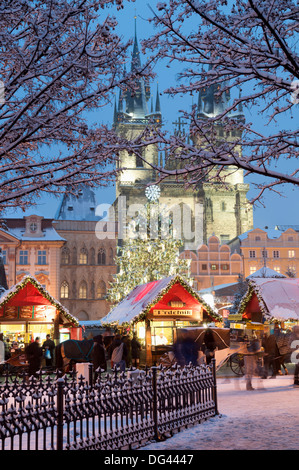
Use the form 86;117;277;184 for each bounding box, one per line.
114;33;253;249
54;190;117;322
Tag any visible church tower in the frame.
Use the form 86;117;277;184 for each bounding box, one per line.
113;25;253;249
192;73;254;244
114;19;162;200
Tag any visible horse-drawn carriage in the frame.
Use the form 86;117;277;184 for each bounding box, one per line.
0;349;29;377
158;327;247;376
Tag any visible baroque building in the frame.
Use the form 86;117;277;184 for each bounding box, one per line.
228;227;299;278
113;27;253;249
54;188;117;321
0;214;64;298
180;234;243;291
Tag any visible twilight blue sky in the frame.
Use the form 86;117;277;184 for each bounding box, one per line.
5;0;299;231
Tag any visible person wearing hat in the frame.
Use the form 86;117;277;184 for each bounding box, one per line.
91;335;107;381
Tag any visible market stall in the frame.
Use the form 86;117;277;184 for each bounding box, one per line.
232;277;299;339
101;275;222;365
0;275;79;349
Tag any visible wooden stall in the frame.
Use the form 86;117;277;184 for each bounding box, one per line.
235;277;299;337
101;275;222;365
0;275;79;348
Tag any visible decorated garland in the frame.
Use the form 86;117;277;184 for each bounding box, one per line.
0;275;79;326
237;281;270;318
104;275;222;327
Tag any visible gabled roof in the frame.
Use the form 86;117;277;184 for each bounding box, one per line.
55;187;98;221
0;275;79;326
239;277;299;321
101;275;221;326
247;266;286;279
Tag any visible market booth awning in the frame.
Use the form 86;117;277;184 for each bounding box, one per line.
101;275;221;326
239;277;299;322
0;275;79;327
101;276;222;365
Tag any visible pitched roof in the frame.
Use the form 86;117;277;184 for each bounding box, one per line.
101;275;220;325
239;277;299;321
0;275;79;326
247;266;286;279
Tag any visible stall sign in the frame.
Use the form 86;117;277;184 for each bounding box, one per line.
230;323;245;330
153;309;193;316
246;322;264;330
228;314;243;321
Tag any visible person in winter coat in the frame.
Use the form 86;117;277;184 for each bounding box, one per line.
264;331;280;378
25;337;42;377
91;335;107;379
42;334;55;367
131;333;141;368
203;329;217;365
174;329;198;366
109;335;127;372
122;334;132;368
244;333;261;391
289;325;299;386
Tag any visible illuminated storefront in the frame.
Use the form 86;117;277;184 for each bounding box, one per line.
0;275;79;348
101;275;222;365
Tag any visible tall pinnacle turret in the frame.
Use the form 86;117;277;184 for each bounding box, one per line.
197;65;244;123
114;17;161;126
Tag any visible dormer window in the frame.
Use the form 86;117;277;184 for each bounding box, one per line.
30;222;37;233
24;215;43;237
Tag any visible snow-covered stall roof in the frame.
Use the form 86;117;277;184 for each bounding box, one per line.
101;275;220;326
240;278;299;321
79;320;103;329
0;275;79;326
246;266;286;279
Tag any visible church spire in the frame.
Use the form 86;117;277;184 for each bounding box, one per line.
131;15;141;72
115;15;151;122
155;84;161;113
198;65;230;117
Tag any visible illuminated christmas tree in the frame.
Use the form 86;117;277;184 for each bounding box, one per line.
107;186;192;304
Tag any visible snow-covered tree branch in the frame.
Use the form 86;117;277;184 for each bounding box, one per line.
0;0;147;212
139;0;299;202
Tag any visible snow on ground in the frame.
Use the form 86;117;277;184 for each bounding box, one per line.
142;375;299;451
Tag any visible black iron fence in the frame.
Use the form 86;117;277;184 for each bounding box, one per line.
0;361;218;451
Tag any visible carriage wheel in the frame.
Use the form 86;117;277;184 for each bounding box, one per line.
158;352;177;368
230;353;245;376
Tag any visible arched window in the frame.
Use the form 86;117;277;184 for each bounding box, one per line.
109;247;114;265
61;247;70;265
72;247;77;265
97;281;106;299
136;153;144;168
98;248;106;265
60;281;69;299
79;247;88;264
79;281;87;299
90;247;95;265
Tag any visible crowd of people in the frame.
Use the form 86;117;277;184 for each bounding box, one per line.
1;324;299;388
91;332;142;380
0;334;56;377
244;324;299;390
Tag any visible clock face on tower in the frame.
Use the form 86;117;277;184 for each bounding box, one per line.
145;185;160;203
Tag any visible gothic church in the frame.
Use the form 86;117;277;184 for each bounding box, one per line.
113;26;253;249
